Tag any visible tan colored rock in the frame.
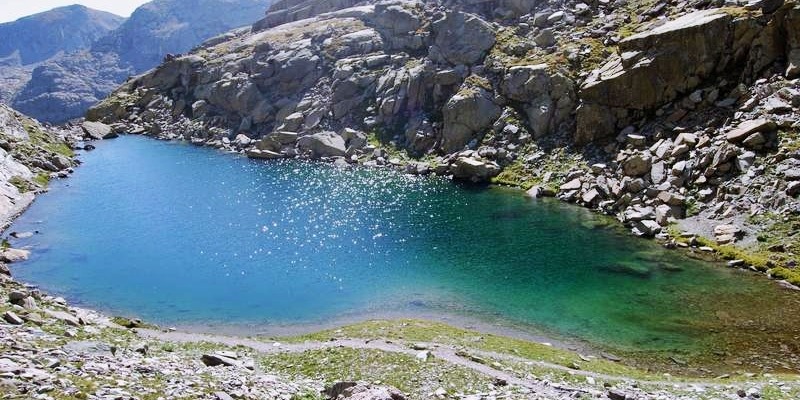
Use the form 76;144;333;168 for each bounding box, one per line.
714;224;741;244
726;119;776;143
0;248;30;263
450;157;500;183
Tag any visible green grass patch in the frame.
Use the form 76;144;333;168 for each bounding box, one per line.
283;319;655;380
8;176;31;193
491;159;536;189
33;173;50;187
769;267;800;286
261;346;493;398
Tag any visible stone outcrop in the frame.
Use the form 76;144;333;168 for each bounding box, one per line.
499;64;575;139
576;5;800;144
431;11;496;65
297;131;347;158
442;81;501;153
253;0;362;31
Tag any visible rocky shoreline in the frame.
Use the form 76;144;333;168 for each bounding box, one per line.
0;123;796;399
87;0;800;291
5;269;800;399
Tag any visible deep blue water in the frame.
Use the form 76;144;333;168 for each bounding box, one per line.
8;136;800;356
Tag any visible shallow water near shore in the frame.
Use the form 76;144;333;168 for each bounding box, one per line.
8;136;800;372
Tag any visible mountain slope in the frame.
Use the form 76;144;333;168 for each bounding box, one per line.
6;0;273;123
0;5;124;105
92;0;273;72
0;5;124;66
0;104;76;226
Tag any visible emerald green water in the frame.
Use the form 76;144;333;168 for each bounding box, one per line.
8;136;800;371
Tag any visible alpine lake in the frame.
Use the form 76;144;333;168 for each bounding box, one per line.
8;135;800;374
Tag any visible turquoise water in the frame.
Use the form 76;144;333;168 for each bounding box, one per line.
8;136;800;365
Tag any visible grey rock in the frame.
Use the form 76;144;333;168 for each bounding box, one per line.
726;119;776;143
201;353;240;368
499;65;575;139
787;181;800;197
2;311;23;325
442;83;501;153
560;178;582;191
297;132;347;159
246;149;285;160
623;153;652;177
81;121;118;140
433;12;496;65
632;220;662;237
450;157;501;183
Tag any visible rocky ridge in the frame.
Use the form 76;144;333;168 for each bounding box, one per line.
4;0;274;124
89;0;800;283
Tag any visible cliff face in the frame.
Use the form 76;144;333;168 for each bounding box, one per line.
90;0;800;270
4;0;273;124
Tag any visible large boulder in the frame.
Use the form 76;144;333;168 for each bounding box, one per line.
432;12;496;65
450;156;501;182
297;131;347;158
576;9;748;144
441;80;501;153
81;121;118;140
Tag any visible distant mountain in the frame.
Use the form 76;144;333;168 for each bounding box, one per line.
92;0;272;72
0;5;124;105
4;0;273;123
0;5;124;66
12;51;131;124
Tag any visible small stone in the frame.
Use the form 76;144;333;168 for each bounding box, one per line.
726;119;776;143
3;311;24;325
416;350;432;361
608;389;628;400
787;181;800;197
201;353;239;367
560;178;582;191
214;392;235;400
8;290;27;302
728;260;745;267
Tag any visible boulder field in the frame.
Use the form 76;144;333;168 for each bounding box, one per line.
88;0;800;280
